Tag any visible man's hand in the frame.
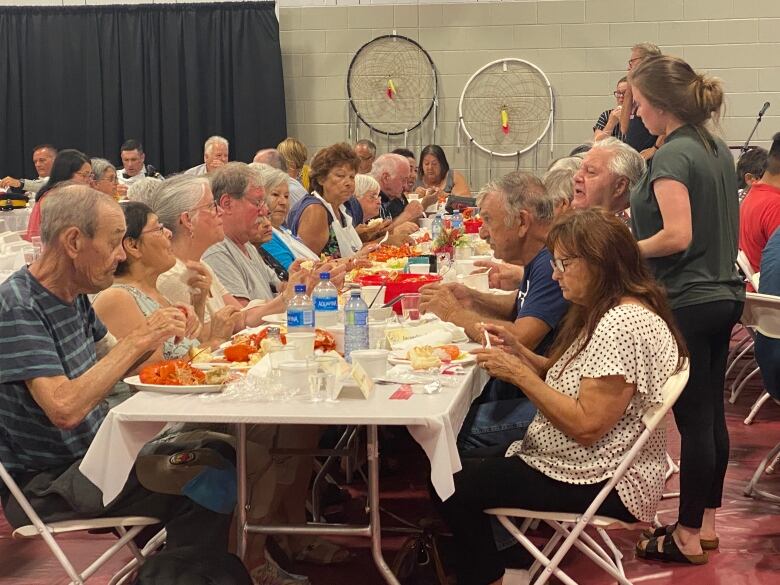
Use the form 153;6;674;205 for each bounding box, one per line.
399;200;424;222
0;176;21;189
419;283;473;321
473;260;524;290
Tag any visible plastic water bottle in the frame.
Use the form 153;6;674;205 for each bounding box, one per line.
312;272;339;327
286;284;314;332
452;210;463;232
344;290;369;363
431;211;444;240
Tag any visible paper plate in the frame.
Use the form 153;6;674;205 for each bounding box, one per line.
387;350;476;367
123;375;225;394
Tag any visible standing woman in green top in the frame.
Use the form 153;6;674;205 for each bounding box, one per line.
628;55;744;565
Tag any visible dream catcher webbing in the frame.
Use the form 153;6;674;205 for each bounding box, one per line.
347;35;438;147
458;58;554;176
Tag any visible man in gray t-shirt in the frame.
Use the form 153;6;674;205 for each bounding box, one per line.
204;162;294;316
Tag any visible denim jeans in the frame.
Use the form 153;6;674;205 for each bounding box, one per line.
457;378;538;452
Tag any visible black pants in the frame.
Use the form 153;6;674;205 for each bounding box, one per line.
2;463;232;552
435;452;636;585
672;299;743;529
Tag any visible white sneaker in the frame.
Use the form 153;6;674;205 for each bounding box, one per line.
250;558;310;585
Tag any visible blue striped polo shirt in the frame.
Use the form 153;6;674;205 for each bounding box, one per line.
0;267;108;492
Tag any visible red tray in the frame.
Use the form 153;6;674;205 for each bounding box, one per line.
355;273;442;313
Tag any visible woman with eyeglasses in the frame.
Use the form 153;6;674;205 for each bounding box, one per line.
593;77;628;142
25;149;92;241
91;202;203;405
89;158;121;200
437;209;687;584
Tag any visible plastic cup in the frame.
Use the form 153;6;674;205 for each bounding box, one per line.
464;271;489;292
278;360;315;394
308;372;335;402
361;285;384;307
401;293;421;321
349;349;389;378
286;332;315;359
268;346;297;374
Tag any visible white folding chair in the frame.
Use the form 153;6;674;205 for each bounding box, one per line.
485;361;689;585
0;460;161;585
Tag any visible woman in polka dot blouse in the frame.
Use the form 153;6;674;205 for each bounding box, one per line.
436;209;688;585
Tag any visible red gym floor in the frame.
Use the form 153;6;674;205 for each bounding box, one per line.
2;354;779;584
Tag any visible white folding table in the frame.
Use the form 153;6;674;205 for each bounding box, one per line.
81;363;488;584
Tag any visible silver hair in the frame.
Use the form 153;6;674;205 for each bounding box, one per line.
370;153;408;182
149;175;211;237
542;167;580;206
40;184;118;245
253;148;288;172
126;176;164;206
483;171;554;226
354;174;380;199
211;161;261;201
589;137;646;190
250;162;289;197
90;157;116;180
546;155;584;175
355;138;376;155
204;135;229;155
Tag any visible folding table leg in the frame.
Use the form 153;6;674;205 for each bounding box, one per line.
235;423;248;561
367;425;400;585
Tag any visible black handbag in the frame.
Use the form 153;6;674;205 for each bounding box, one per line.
391;528;451;585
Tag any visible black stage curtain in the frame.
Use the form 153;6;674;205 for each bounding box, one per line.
0;1;286;178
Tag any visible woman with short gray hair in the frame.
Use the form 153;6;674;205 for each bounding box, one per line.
90;158;119;199
150;175;244;341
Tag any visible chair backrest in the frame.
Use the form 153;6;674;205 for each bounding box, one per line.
641;359;690;433
743;292;780;339
737;249;755;281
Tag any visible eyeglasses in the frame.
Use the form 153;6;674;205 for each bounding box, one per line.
141;223;166;236
613;90;626;97
244;196;267;211
549;256;579;273
189;200;218;215
75;170;96;180
628;57;641;67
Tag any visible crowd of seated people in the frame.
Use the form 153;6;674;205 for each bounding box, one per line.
3;47;780;585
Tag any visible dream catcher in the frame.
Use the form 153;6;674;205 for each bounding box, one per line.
347;35;438;150
458;58;554;177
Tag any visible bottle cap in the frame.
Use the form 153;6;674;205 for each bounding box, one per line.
350;290;362;297
294;284;306;293
319;272;331;279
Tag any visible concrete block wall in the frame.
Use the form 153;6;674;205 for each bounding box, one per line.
3;0;779;188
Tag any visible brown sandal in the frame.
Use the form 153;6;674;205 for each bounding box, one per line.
642;523;719;550
636;534;708;565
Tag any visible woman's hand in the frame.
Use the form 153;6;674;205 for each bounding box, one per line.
137;307;187;350
174;303;202;340
478;322;547;376
471;347;537;387
184;261;212;302
208;306;242;345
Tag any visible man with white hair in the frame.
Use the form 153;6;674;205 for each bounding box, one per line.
421;172;568;450
572;137;646;226
0;184;232;551
185;135;230;176
371;153;436;223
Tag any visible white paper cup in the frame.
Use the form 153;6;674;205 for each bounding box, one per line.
369;322;388;349
361;285;384;306
350;349;389;378
464;271;489;292
455;258;477;276
419;217;433;231
408;264;430;275
279;360;316;392
325;325;345;354
286;332;315;359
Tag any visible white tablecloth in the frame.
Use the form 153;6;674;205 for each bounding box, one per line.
80;362;489;505
0;208;31;233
